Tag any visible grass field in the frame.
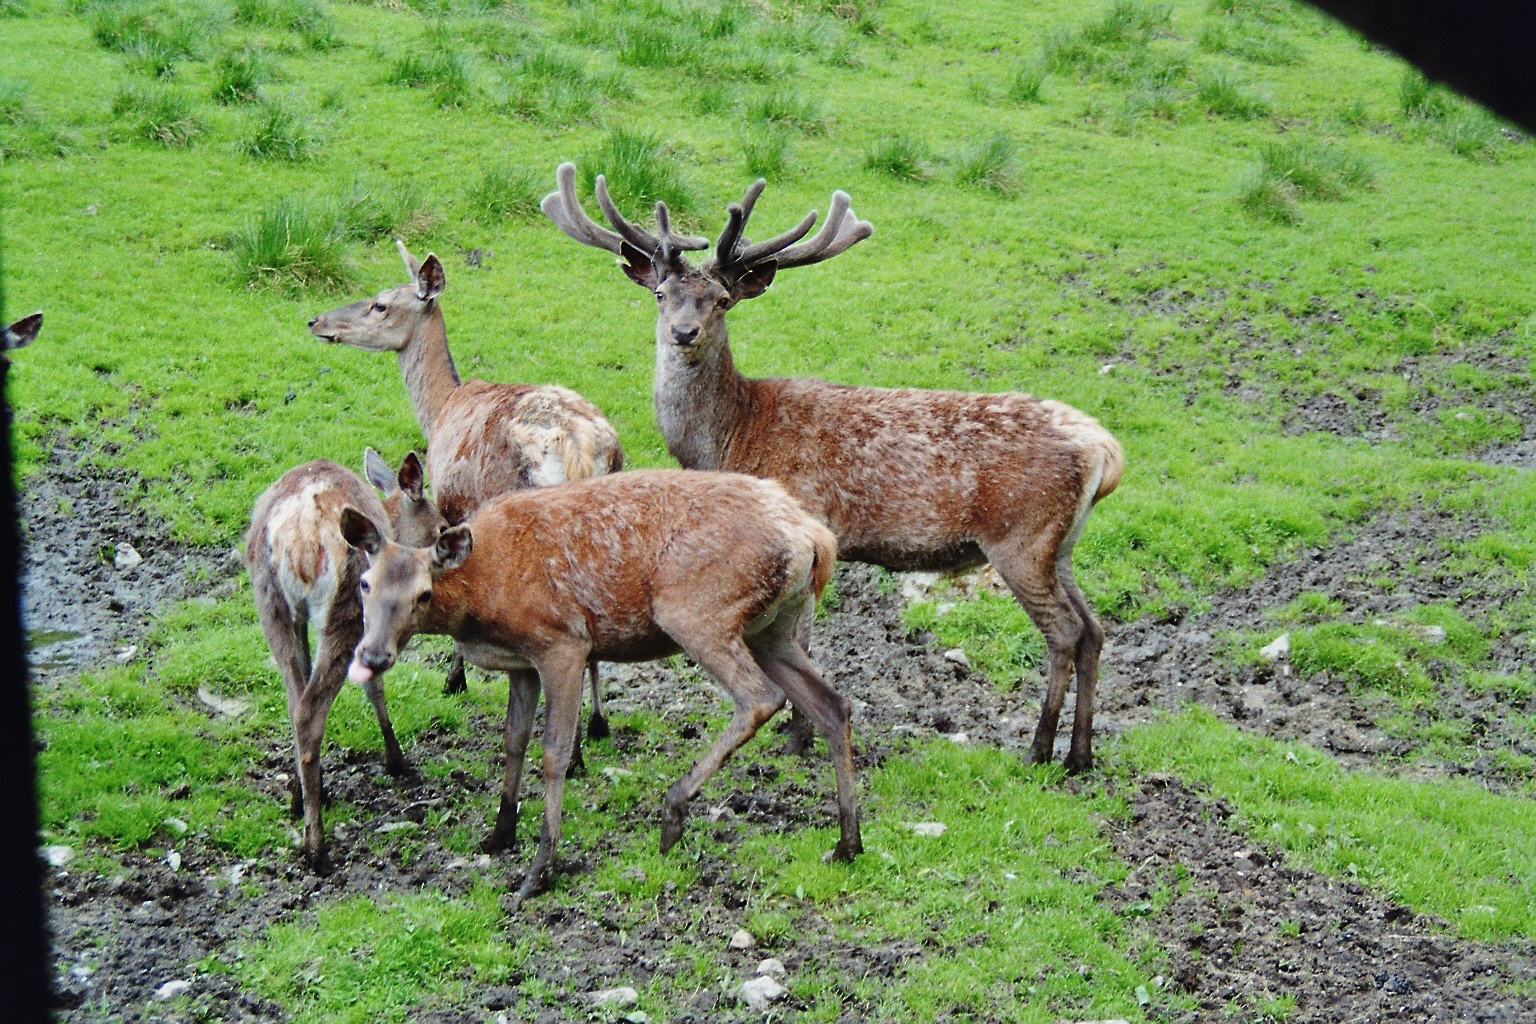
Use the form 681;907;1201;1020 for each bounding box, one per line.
9;0;1536;1018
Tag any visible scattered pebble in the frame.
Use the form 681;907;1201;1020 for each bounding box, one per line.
1419;624;1448;643
625;1013;649;1024
153;979;190;1001
113;645;138;664
909;822;948;837
375;822;418;834
947;732;969;745
166;850;181;872
621;866;647;883
1099;363;1116;374
196;687;250;718
728;928;756;950
756;958;786;977
163;817;188;835
590;986;638;1008
739;974;787;1011
473;854;492;868
40;845;73;868
113;542;143;572
942;647;971;669
446;858;471;870
1259;632;1290;661
602;766;634;779
228;863;247;885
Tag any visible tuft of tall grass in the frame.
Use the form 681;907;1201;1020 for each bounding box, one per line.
88;0;223;75
388;45;474;108
235;97;320;161
741;128;790;178
211;45;273;104
488;41;613;123
232;195;353;292
578;128;699;221
110;80;201;145
1;0;30;15
1198;17;1301;65
0;80;79;163
687;82;736;116
0;79;28;123
1335;98;1369;127
464;165;542;224
1399;69;1453;120
1439;111;1504;161
1235;168;1299;224
744;88;823;133
1256;138;1373;200
1195;69;1269;118
952;133;1019;194
335;180;436;241
862;135;928;181
1207;0;1290;21
1005;62;1044;103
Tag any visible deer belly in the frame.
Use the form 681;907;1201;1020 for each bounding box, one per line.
457;639;534;672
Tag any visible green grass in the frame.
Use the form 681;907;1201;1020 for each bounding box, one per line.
235;96;320;161
110;80;202;146
463;164;543;224
1124;710;1536;940
863;134;929;181
905;591;1046;687
211;45;274;105
231;194;353;292
1195;68;1268;118
952;132;1020;193
578;127;699;221
741;126;790;179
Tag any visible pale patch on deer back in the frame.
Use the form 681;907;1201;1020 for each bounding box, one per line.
259;464;389;619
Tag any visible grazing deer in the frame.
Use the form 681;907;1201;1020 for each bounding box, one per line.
246;450;446;870
2;312;42;405
544;165;1123;773
338;469;860;905
309;242;619;750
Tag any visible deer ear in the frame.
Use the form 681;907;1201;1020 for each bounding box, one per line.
3;312;42;351
396;239;422;279
732;262;776;301
431;525;472;571
363;447;394;493
339;506;385;555
397;451;425;501
416;254;445;301
618;241;657;289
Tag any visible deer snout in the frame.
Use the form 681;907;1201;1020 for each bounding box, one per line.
670;324;700;346
348;648;395;684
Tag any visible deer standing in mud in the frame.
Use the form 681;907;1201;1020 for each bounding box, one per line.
338;469;860;906
309;242;619;763
247;450;446;870
544;165;1123;772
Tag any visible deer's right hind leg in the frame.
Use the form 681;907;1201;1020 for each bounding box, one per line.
773;600;819;757
291;627;355;873
253;585;310;819
585;658;610;741
443;646;468;695
481;669;540;854
985;536;1087;771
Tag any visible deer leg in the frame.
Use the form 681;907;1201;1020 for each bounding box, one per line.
443;646;467;695
291;634;353;875
986;539;1086;770
657;636;785;854
481;669;540;854
585;658;610;741
358;674;408;776
253;580;311;820
512;645;589;908
748;609;862;861
774;600;818;757
1060;568;1104;775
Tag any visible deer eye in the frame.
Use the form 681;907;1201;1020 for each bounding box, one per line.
654;290;665;302
417;591;432;605
359;579;371;594
372;302;386;313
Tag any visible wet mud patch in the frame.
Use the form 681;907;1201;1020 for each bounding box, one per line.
1103;774;1536;1023
21;441;239;674
1098;508;1534;788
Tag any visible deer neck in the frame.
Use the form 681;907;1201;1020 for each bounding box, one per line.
396;304;460;439
654;328;747;472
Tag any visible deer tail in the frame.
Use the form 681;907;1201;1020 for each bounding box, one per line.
809;520;838;600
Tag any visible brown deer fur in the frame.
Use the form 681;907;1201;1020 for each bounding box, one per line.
543;165;1124;773
246;452;446;871
309;242;619;746
339;469;859;905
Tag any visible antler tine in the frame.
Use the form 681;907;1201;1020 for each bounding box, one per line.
540;162;627;255
594;176;660;254
653;202;709;253
712;179;767;266
737;209;818;266
773;190;874;269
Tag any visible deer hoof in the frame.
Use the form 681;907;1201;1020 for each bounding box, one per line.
441;668;467;696
303;846;334;876
828;837;861;863
565;749;587;780
1025;741;1055;766
384;755;410;778
1063;750;1094;776
659;801;687;854
586;712;610;741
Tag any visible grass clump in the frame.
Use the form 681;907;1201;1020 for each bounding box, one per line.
952;132;1019;194
232;194;353;292
1236;138;1372;222
1235;166;1299;223
1005;62;1044;104
686;81;736;115
863;134;928;181
235;97;320;161
110;81;202;146
578;128;699;221
232;0;338;46
744;88;823;133
1195;69;1269;118
489;42;616;123
1044;1;1171;82
211;45;274;104
334;179;436;241
904;591;1045;686
1438;110;1505;161
464;165;542;224
1199;16;1301;65
1399;69;1454;120
741;128;790;178
389;45;474;109
0;80;79;163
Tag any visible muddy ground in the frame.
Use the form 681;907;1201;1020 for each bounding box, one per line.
31;443;1536;1021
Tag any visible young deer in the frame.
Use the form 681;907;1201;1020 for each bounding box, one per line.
247;450;446;871
309;242;618;744
544;165;1124;772
337;469;860;905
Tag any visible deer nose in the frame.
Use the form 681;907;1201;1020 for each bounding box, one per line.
671;325;700;346
360;649;394;674
307;317;318;328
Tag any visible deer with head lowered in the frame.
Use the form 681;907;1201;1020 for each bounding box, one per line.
544;164;1123;773
338;468;860;906
309;241;619;766
246;449;446;871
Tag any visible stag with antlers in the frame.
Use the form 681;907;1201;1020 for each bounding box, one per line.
543;165;1123;773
